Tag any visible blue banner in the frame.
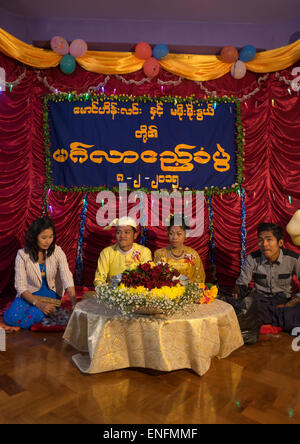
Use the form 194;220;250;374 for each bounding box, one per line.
48;96;237;191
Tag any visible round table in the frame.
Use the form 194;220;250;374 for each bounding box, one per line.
63;298;244;375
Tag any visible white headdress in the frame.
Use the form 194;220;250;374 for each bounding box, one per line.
104;216;137;231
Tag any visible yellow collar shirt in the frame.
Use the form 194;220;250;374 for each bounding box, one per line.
94;243;152;288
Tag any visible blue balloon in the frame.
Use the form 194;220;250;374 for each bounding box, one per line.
239;45;256;62
153;44;169;60
60;54;76;74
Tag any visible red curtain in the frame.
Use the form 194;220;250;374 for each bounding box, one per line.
1;52;300;298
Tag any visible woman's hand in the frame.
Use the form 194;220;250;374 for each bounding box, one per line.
66;286;77;308
36;301;57;316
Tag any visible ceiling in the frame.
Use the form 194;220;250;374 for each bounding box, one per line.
0;0;299;23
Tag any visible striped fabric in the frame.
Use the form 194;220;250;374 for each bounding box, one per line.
14;245;74;299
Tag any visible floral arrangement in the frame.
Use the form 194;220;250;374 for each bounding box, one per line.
198;283;218;304
95;262;218;316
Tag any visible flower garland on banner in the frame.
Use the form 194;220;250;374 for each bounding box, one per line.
75;193;88;285
36;70;110;95
2;66;298;103
274;71;299;95
1;68;27;92
157;77;183;87
207;196;216;270
240;188;247;266
115;74;150;86
195;73;269;101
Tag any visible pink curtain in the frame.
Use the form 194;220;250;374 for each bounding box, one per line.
1;52;300;298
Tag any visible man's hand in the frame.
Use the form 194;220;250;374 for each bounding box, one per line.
285;298;300;308
277;298;300;308
233;286;239;300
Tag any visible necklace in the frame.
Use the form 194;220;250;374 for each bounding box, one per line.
170;248;185;260
40;263;46;277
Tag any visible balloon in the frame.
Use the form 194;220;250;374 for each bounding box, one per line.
50;36;69;55
135;42;152;60
286;210;300;246
60;54;76;74
69;39;88;58
239;45;256;62
153;44;169;60
231;60;246;79
219;46;238;63
143;57;160;78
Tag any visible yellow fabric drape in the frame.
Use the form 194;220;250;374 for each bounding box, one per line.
1;27;300;80
246;39;300;73
159;53;230;81
78;50;144;75
0;27;61;68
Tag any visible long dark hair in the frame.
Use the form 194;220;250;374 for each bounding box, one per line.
24;217;56;261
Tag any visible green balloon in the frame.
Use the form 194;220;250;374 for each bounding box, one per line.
60;54;76;74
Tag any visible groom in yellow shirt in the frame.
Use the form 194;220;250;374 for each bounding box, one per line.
94;217;152;288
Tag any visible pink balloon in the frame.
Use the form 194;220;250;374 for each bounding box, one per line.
143;57;160;78
230;60;247;79
50;36;69;55
135;42;152;60
69;39;88;58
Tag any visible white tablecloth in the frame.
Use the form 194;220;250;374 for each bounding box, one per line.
63;298;244;375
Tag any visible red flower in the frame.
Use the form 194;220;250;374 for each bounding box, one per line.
120;262;182;290
140;263;151;272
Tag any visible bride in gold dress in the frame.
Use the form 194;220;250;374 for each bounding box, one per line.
154;215;205;284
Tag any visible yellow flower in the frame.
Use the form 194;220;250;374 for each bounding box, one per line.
209;285;218;298
120;283;185;300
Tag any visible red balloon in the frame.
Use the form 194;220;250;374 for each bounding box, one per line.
135;42;152;60
143;57;160;78
220;46;239;63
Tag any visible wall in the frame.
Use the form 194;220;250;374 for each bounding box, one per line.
1;7;299;51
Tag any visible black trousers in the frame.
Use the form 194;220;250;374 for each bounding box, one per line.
252;291;300;332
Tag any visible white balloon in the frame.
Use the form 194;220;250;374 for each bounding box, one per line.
286;209;300;246
231;60;247;79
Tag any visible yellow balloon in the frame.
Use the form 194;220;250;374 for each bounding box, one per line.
286;210;300;246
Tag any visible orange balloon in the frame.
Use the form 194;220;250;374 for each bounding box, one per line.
143;57;160;78
135;42;152;60
220;46;239;63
